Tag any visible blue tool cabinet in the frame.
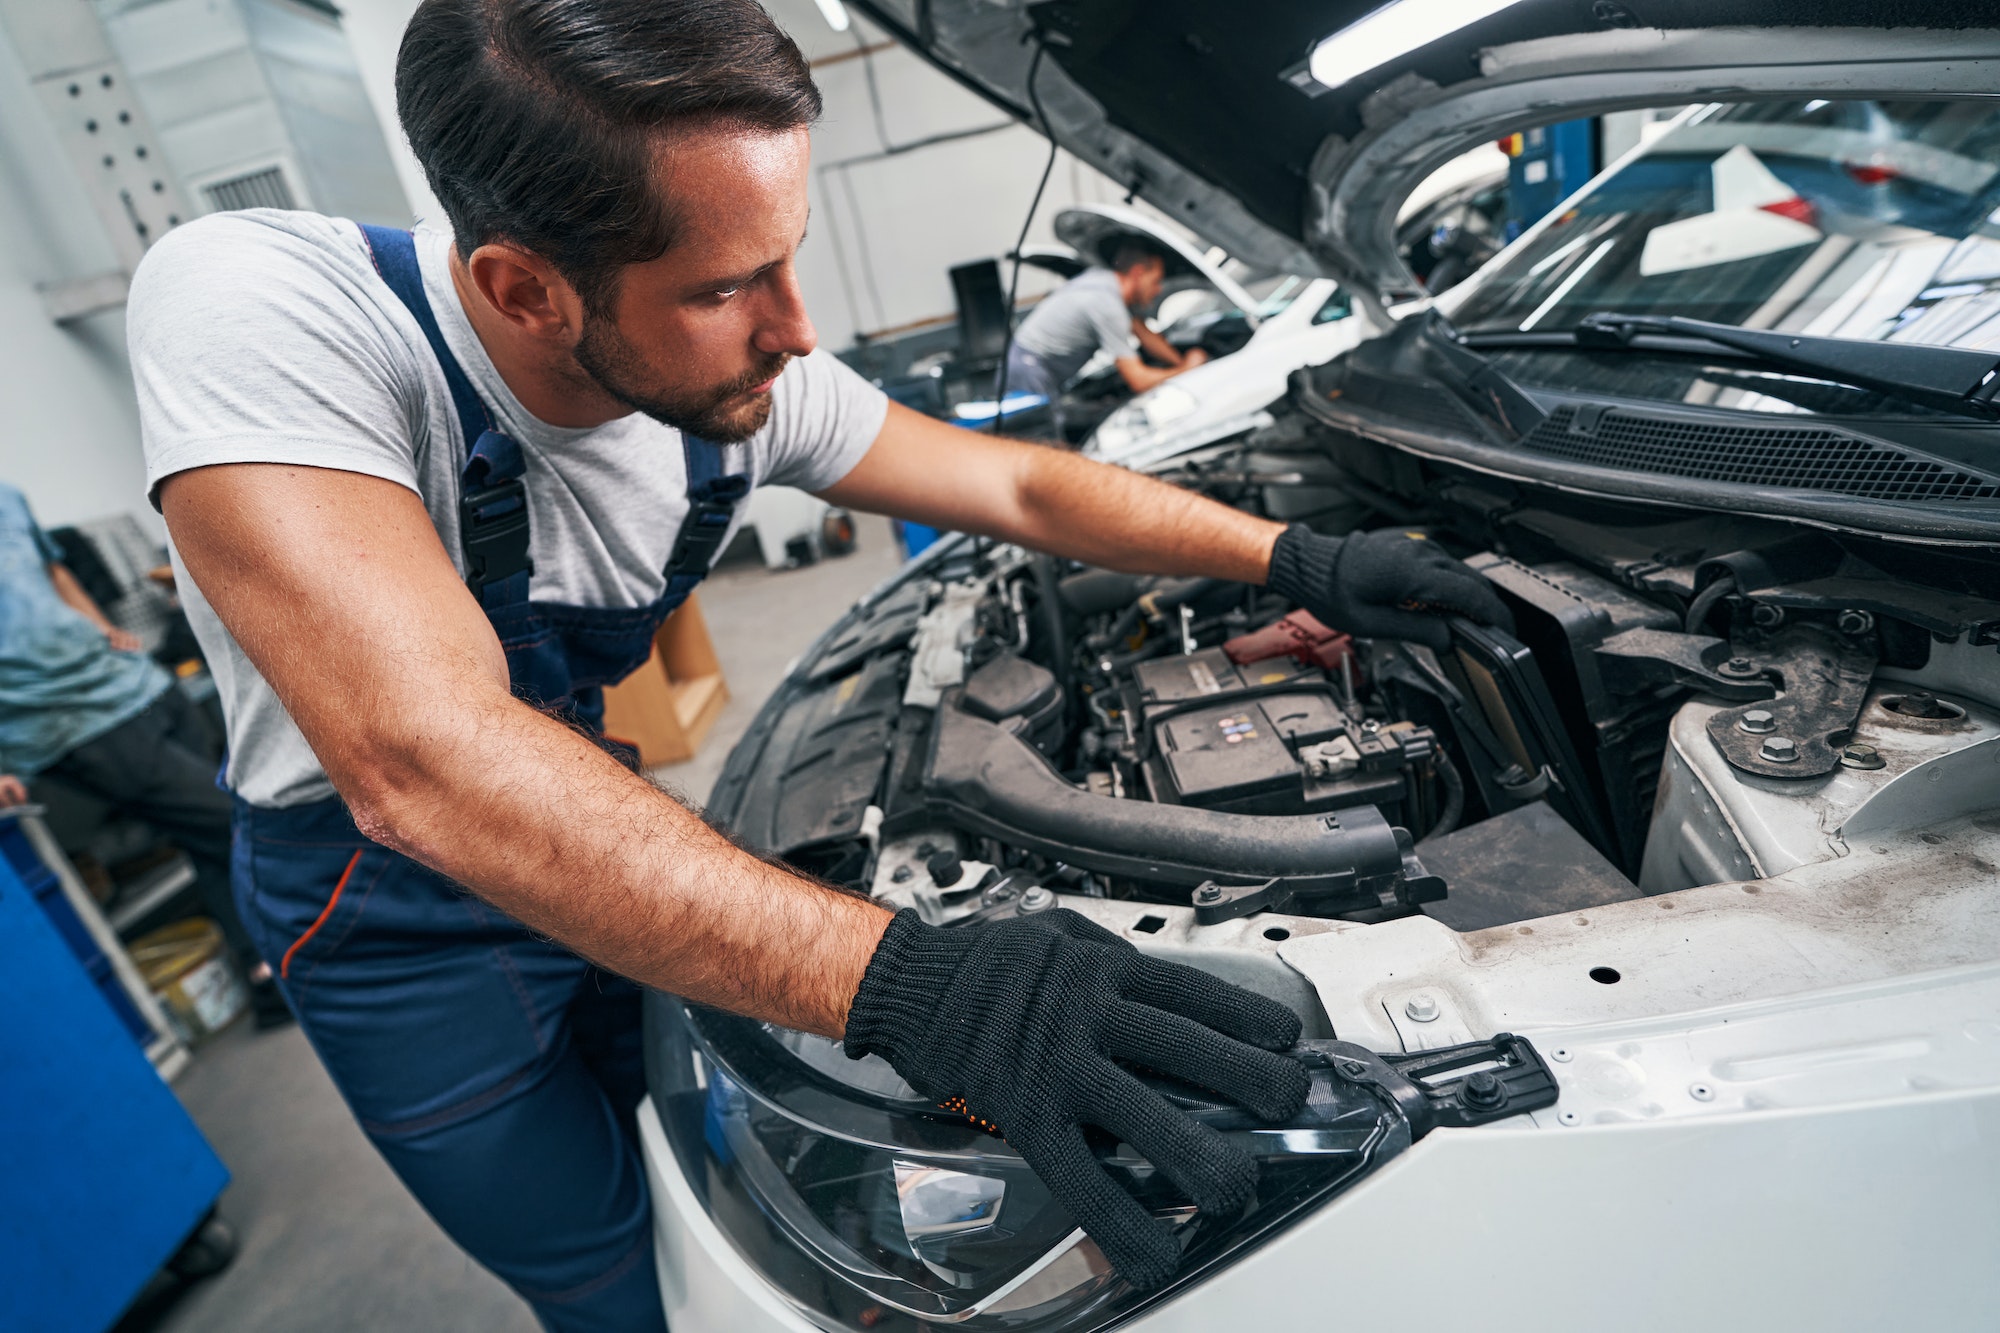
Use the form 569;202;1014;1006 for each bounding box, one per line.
0;831;229;1332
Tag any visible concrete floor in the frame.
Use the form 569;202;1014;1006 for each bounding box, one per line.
127;515;906;1332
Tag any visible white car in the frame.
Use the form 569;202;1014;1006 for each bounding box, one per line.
639;7;2000;1332
1083;273;1364;470
1084;157;1509;471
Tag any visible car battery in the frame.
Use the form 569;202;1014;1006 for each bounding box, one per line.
1134;649;1402;817
1131;646;1315;705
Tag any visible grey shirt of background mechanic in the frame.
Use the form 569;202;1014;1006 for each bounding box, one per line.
1010;267;1137;389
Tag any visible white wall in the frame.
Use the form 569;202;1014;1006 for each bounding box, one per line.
331;0;442;225
0;25;155;535
764;0;1153;348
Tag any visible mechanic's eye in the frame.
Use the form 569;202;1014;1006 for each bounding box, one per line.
712;285;742;301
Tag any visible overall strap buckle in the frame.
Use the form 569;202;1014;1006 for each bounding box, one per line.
665;476;750;579
460;476;534;591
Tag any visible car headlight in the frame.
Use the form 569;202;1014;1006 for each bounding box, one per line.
1092;385;1202;452
645;995;1557;1332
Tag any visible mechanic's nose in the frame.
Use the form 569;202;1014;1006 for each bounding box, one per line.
755;269;816;360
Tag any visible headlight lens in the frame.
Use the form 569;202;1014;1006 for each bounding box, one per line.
646;996;1422;1332
1090;385;1202;453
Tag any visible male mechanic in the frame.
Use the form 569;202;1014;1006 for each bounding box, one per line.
1004;235;1208;440
132;1;1509;1326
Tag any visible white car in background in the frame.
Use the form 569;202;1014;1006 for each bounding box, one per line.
1083;272;1363;469
1086;149;1510;471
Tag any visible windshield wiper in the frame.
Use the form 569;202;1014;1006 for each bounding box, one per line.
1463;312;2000;421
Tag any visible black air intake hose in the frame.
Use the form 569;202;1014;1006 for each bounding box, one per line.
923;706;1405;890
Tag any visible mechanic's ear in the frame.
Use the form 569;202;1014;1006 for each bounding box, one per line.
462;242;583;341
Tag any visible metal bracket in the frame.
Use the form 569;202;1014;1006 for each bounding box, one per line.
1311;1033;1560;1135
1594;627;1777;701
1705;627;1878;778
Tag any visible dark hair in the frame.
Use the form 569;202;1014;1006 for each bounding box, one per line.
397;0;820;313
1109;236;1170;273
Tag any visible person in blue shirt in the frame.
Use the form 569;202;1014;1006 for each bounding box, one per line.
0;483;286;1024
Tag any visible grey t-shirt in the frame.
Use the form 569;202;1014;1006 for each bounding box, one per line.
129;210;887;808
1011;267;1136;388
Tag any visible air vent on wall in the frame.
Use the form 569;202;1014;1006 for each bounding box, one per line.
1521;405;2000;504
201;164;297;213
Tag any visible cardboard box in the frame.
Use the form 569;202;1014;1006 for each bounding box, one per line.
600;593;730;767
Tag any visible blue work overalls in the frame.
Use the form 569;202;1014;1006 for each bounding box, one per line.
228;225;747;1332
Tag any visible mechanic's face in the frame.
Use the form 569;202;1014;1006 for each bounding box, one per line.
1127;257;1166;310
574;125;816;442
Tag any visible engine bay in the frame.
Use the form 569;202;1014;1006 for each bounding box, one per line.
706;427;2000;956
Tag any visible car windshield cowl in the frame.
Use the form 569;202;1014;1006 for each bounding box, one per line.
1461;312;2000;422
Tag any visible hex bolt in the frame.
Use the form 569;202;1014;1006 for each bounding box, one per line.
1750;604;1786;629
1016;886;1055;914
1738;709;1777;734
1689;1082;1716;1102
1462;1071;1506;1109
1404;994;1441;1023
1193;883;1224;904
1719;656;1760;679
1760;736;1800;763
1840;743;1886;771
1837;608;1875;636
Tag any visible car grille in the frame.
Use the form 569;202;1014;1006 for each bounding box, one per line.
1520;405;2000;503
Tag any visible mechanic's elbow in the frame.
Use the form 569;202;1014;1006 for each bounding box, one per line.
334;742;449;860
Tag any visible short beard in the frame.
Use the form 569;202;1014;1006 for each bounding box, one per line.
573;317;789;444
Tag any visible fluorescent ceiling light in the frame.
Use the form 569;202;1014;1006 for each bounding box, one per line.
1308;0;1529;90
812;0;850;32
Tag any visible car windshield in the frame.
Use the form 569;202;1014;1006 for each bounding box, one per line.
1443;99;2000;418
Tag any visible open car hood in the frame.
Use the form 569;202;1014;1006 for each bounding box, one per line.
848;1;2000;309
1051;203;1264;326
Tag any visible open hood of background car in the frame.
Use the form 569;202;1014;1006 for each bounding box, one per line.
1052;203;1265;326
848;0;2000;312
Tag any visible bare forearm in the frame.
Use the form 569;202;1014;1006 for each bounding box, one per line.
1131;321;1183;368
49;565;116;633
340;686;891;1037
828;412;1283;583
163;464;889;1039
1008;447;1281;582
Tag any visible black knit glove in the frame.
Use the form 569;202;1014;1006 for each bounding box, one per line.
844;909;1309;1291
1265;524;1513;652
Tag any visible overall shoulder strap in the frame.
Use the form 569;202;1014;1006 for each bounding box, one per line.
664;436;750;582
358;223;533;607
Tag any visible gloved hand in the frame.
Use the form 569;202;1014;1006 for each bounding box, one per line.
1265;523;1513;652
844;908;1309;1291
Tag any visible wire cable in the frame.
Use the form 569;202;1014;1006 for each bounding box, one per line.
1684;573;1737;634
992;39;1056;434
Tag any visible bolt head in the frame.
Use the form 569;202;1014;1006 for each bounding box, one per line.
1840;743;1886;771
1404;994;1440;1023
1719;656;1759;679
1193;884;1224;904
1760;736;1800;762
1738;709;1777;734
1462;1071;1506;1109
1837;609;1875;636
1750;604;1786;628
1017;886;1055;914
